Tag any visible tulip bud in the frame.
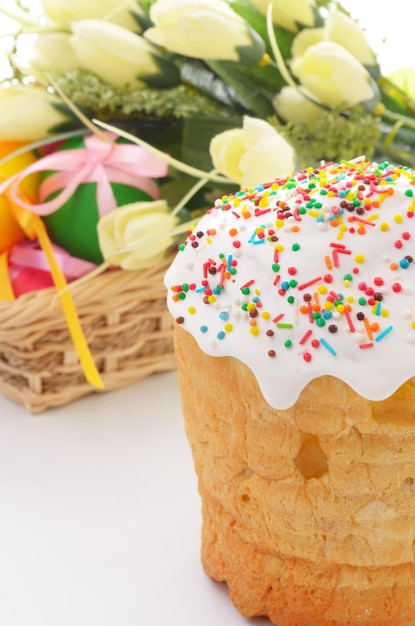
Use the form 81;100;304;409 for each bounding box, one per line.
97;200;179;270
324;9;377;67
31;33;79;74
41;0;142;31
0;86;73;141
291;41;375;108
273;86;324;127
291;27;324;60
210;116;295;188
70;20;180;89
145;0;265;64
249;0;316;32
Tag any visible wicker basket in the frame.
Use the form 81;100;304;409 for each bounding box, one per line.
0;256;176;413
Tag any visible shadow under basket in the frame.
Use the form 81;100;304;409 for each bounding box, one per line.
0;256;176;413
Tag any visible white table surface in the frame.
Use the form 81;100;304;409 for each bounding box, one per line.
0;370;268;626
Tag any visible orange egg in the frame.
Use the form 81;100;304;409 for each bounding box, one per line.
0;141;40;252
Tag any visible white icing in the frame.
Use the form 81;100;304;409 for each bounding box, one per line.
164;161;415;409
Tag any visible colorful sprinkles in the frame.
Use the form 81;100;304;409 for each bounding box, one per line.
165;159;415;405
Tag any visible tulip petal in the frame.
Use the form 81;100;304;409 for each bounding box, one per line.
70;20;162;89
249;0;316;32
41;0;142;30
210;129;245;182
0;86;73;141
145;0;262;62
97;200;178;270
239;134;295;187
291;41;375;108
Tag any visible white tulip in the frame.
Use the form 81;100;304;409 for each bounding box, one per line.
273;86;324;127
41;0;142;31
210;116;295;188
97;200;179;270
324;9;377;66
291;27;324;60
291;41;375;108
145;0;265;64
0;86;72;141
31;33;79;73
250;0;316;32
70;20;172;89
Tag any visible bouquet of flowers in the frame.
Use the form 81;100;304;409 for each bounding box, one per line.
0;0;414;408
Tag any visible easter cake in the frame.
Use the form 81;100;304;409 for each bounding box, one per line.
165;158;415;626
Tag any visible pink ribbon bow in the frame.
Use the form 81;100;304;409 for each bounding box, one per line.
0;132;169;217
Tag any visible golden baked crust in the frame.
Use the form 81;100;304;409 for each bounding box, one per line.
174;324;415;625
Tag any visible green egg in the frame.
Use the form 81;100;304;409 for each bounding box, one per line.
42;136;154;264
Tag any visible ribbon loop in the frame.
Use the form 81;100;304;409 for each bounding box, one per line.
0;131;169;218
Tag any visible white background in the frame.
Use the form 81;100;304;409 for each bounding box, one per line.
340;0;412;74
0;371;269;626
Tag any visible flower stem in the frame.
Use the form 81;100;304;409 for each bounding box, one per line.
373;140;414;166
117;218;196;256
93;118;232;184
381;107;415;132
265;4;329;111
171;170;218;217
0;128;89;169
46;73;112;142
266;5;297;90
0;3;37;28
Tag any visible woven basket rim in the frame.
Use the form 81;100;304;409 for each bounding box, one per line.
0;252;176;412
0;253;174;327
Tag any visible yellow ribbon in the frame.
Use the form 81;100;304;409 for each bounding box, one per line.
35;217;104;389
0;149;104;390
0;251;14;300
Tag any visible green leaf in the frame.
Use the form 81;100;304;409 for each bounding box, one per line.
181;116;243;171
361;76;381;114
180;59;243;110
137;0;156;16
141;53;181;88
232;60;286;95
381;72;415;118
160;177;232;216
228;0;295;60
366;63;381;82
379;77;414;117
206;60;276;118
235;26;266;65
131;8;152;30
48;102;86;134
